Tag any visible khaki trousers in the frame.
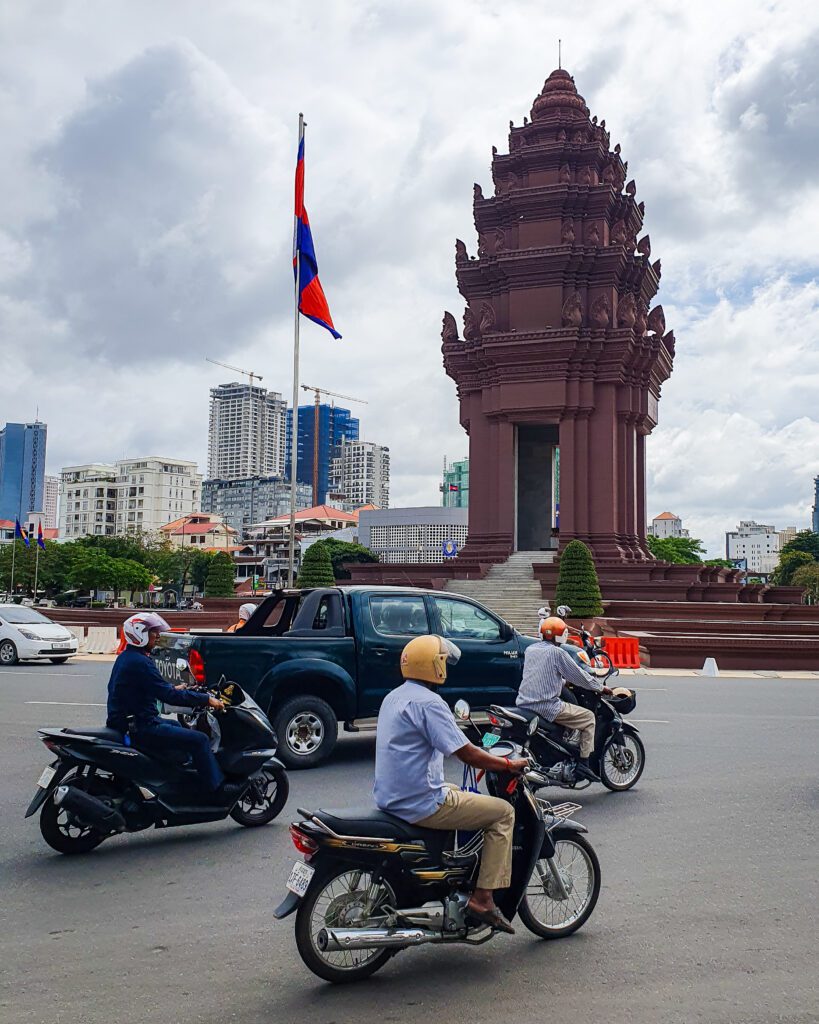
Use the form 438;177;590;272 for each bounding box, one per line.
414;786;514;890
553;701;596;757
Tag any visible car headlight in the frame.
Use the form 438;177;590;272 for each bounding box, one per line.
18;629;42;640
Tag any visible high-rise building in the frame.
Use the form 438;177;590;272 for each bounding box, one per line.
202;475;312;535
0;421;47;522
812;476;819;534
286;404;359;505
441;458;469;508
725;520;781;574
43;475;59;530
207;382;287;481
60;457;202;539
330;440;390;510
778;526;799;548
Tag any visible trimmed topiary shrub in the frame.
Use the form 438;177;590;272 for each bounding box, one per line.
296;543;335;588
553;540;603;617
205;551;236;597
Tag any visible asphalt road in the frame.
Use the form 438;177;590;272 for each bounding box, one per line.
1;662;817;1024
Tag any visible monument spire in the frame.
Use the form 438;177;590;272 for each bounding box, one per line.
442;70;674;563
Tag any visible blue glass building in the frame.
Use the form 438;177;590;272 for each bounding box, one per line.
812;475;819;535
0;422;47;522
286;405;359;505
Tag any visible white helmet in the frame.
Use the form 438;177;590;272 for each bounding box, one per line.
239;603;257;622
537;605;551;624
122;612;170;648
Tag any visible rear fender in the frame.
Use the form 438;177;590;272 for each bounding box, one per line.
273;890;301;919
24;760;73;818
546;818;588;839
262;659;357;720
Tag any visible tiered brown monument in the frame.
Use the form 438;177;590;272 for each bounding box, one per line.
444;68;673;564
349;70;819;668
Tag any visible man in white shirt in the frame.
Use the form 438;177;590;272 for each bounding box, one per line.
375;634;526;934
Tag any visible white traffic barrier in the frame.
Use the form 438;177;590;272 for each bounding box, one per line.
702;657;720;676
85;626;119;654
66;626;88;653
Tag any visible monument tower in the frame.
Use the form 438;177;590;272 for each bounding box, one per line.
442;69;674;562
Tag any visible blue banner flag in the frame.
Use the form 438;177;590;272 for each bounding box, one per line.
15;519;30;548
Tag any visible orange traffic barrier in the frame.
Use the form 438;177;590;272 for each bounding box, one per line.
600;636;640;669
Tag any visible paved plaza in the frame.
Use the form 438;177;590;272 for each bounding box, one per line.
1;661;817;1024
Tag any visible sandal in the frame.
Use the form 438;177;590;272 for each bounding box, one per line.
466;904;516;935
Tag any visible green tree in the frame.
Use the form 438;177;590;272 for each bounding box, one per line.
205;551;236;597
68;549;118;592
771;550;815;586
110;558;153;599
76;533;151;564
553;540;603;617
646;534;707;563
296;543;335;588
780;530;819;561
312;539;379;580
191;551;216;590
791;563;819;603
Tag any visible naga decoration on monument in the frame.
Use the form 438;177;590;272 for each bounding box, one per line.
441;69;675;562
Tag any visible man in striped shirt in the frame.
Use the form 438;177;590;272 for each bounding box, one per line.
517;616;613;782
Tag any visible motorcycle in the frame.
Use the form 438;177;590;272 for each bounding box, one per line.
274;699;600;984
485;683;645;792
25;666;289;855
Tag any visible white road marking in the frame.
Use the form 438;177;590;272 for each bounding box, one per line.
25;700;106;707
1;670;94;677
630;719;670;724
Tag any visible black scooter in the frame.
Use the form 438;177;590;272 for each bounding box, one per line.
274;699;600;984
487;685;645;792
25;671;289;854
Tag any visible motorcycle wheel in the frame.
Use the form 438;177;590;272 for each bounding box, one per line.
39;776;110;855
229;765;289;827
295;866;395;984
518;831;600;939
599;732;645;791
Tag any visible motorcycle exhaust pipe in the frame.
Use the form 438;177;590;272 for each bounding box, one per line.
318;927;438;952
53;785;126;833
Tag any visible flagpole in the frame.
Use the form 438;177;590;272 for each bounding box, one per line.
287;113;305;588
10;530;17;598
34;533;40;600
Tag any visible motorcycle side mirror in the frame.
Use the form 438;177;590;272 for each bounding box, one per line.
453;699;471;721
527;716;538;737
175;658;189;673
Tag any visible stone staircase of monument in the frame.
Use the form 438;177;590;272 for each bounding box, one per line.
444;551;554;636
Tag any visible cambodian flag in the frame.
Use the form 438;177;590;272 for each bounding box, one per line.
294;135;341;339
15;518;30;548
37;522;46;551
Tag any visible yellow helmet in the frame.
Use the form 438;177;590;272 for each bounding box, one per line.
400;634;461;685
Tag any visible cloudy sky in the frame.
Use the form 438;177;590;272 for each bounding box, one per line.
2;0;818;556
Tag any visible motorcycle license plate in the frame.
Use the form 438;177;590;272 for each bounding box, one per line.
37;765;56;789
286;861;315;897
482;732;500;748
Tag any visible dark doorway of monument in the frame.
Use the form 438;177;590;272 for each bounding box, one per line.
516;424;559;551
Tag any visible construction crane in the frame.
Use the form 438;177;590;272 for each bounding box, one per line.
300;385;368;507
205;357;263;386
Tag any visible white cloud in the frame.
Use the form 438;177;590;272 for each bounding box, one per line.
1;0;819;548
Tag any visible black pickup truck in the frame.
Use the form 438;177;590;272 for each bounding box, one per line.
153;586;536;768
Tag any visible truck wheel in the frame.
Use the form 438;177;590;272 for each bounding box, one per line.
274;696;338;769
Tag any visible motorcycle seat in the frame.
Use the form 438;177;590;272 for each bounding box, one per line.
495;707;567;741
312;807;447;845
64;727;124;742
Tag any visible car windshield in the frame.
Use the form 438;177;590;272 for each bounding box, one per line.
1;606;53;625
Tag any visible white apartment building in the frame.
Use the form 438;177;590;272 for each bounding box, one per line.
59;464;119;538
208;382;287;481
43;475;59;530
725;520;781;574
330;440;390;511
60;458;202;539
648;511;689;539
115;457;202;535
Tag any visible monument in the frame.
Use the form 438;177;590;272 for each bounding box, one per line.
443;68;673;563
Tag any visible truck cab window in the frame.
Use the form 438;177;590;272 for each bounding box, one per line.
370;596;429;636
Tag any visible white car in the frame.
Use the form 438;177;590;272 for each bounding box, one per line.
0;605;79;666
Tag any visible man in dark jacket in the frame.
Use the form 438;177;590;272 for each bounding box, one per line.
107;613;227;792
